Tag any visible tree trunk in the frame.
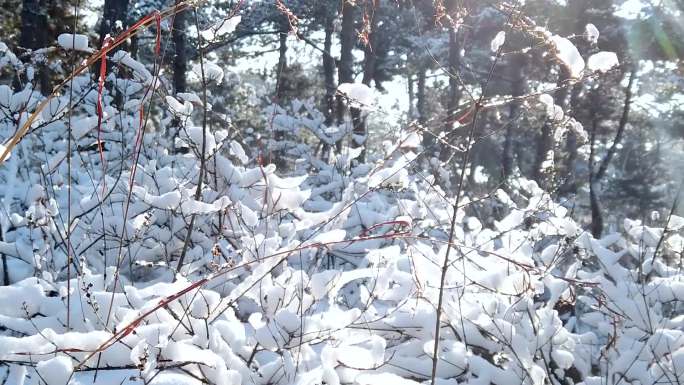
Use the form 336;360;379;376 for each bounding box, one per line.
418;66;429;147
20;0;49;94
270;20;288;169
275;21;288;100
588;98;602;238
97;0;128;86
351;2;379;162
322;18;336;126
336;1;355;153
503;53;526;178
320;16;337;160
589;68;636;237
172;0;187;94
407;72;415;122
439;24;462;162
557;79;584;195
99;0;129;47
336;2;354;124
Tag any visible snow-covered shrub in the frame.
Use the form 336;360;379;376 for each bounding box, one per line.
0;9;681;385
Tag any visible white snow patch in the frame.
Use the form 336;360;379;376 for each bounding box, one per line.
585;23;600;44
551;35;585;77
166;95;193;116
337;83;375;110
587;51;619;73
200;16;241;41
57;34;91;52
36;356;73;385
491;31;506;52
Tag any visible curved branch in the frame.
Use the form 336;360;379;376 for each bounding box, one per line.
595;67;637;181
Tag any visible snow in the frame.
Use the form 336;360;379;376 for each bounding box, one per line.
0;18;681;385
0;143;10;161
35;356;72;385
181;196;231;215
587;51;619;72
229;140;248;164
585;23;600;44
132;187;182;210
670;215;684;230
539;93;564;120
337;83;375;109
0;85;10;107
194;62;224;84
200;16;241;41
57;33;91;52
491;31;506;52
111;51;153;83
356;372;419;385
239;202;258;226
166;95;193;116
551;35;585;77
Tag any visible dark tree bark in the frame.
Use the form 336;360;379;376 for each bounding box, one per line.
96;0;128;86
351;1;380;162
271;18;288;169
558;82;583;195
19;0;49;94
336;1;355;152
172;0;188;94
438;19;462;162
99;0;129;47
322;17;336;126
503;53;527;178
588;96;603;238
589;68;636;237
320;15;337;160
275;23;288;99
20;0;45;53
418;66;429;147
445;28;462;122
407;72;415;121
417;67;426;123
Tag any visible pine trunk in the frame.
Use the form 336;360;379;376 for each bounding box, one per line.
336;1;355;152
439;26;462;162
20;0;49;94
503;53;526;178
322;19;336;126
418;67;429;147
172;0;187;94
99;0;129;47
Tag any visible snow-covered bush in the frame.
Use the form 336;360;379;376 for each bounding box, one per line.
0;4;681;385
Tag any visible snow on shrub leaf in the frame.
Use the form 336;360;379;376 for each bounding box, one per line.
132;186;181;210
539;93;564;120
200;15;241;41
337;83;375;110
193;62;224;84
585;23;599;43
180;196;231;215
670;215;684;230
36;356;73;385
551;35;585;77
491;31;506;52
239;201;258;226
587;51;619;73
57;33;91;52
229;140;248;164
111;51;153;83
166;95;193;116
